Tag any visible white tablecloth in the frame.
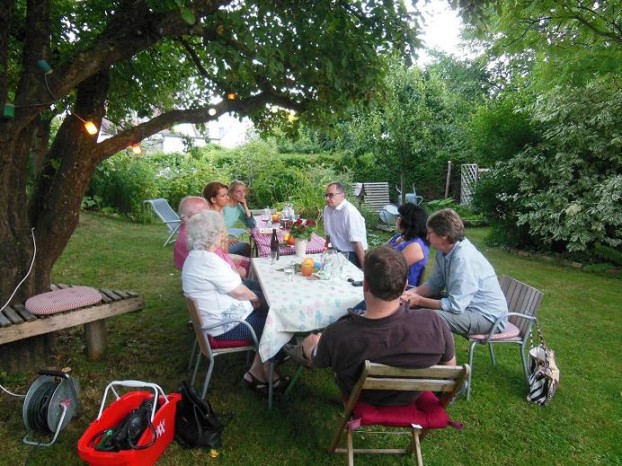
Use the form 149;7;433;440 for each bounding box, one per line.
251;254;364;362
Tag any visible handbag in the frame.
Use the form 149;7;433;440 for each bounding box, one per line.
527;320;560;405
174;381;225;449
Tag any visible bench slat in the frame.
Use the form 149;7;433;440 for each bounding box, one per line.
100;288;123;301
0;311;12;327
12;304;38;322
114;289;131;299
3;307;25;325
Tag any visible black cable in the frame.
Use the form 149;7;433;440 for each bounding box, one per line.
26;381;57;433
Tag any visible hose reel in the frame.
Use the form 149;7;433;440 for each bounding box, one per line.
22;370;80;447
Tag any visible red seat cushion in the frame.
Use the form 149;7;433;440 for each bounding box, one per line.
25;286;102;315
352;391;449;429
208;336;253;349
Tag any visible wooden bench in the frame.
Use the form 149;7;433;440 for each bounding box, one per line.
352;182;391;213
0;284;144;361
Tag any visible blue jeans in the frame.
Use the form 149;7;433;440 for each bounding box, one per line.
229;241;251;257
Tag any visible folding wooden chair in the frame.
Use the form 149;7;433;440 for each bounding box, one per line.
329;362;470;466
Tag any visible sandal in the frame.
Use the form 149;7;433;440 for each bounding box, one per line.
243;371;269;396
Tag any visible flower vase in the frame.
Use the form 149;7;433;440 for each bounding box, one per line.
294;238;308;257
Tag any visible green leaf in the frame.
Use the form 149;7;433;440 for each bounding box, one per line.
180;8;196;25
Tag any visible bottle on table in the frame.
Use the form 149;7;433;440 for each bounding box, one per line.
270;228;280;264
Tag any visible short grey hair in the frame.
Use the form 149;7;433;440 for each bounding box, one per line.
186;210;224;250
178;196;208;223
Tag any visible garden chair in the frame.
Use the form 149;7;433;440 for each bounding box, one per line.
329;361;470;466
466;275;544;400
186;297;258;400
143;198;181;246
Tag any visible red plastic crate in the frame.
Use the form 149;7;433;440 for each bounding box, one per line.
77;383;180;466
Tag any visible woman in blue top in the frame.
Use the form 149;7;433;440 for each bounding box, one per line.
223;180;256;256
388;202;429;287
349;202;429;314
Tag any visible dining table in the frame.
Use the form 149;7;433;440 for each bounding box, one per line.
251;253;364;362
250;226;326;258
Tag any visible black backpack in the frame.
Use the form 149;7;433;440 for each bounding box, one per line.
174;381;224;449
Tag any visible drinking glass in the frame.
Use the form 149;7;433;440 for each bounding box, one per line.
283;261;295;282
270;250;278;265
262;207;271;227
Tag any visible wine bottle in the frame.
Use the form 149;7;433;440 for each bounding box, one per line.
270;228;279;262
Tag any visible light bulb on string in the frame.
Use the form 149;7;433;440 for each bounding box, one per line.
130;143;142;155
71;112;98;135
226;91;238;101
208;107;217;116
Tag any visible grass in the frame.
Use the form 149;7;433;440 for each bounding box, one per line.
1;212;621;465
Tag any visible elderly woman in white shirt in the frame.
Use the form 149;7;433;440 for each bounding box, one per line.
182;209;287;394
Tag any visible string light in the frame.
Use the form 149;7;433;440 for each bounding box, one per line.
34;58;98;135
226;91;238;101
130;143;142;155
71;112;98;135
208;108;217;116
3;104;15;120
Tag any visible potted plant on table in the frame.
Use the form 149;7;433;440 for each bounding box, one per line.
288;219;316;257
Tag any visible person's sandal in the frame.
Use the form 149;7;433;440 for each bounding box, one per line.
243;371;269;396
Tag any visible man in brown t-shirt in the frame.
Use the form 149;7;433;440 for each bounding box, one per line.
301;245;456;405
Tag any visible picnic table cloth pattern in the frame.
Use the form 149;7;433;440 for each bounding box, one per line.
251;228;325;257
251;254;364;362
25;286;103;315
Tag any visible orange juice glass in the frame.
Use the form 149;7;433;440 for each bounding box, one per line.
301;262;314;277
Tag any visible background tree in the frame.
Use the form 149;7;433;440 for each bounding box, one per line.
0;0;417;302
466;0;622;254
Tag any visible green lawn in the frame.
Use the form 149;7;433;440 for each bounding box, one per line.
1;212;620;465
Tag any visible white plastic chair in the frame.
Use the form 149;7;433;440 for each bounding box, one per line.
143;198;181;246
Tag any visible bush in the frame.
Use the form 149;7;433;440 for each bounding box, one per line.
86;141;349;222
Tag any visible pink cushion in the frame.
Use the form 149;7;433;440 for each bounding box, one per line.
25;286;102;315
208;336;253;349
352;391;450;429
469;322;521;342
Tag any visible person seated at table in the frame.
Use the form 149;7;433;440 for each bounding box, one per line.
203;181;251;271
349;202;430;314
400;208;508;337
174;196;248;278
182;209;288;394
323;182;368;269
223;180;255;257
300;246;455;405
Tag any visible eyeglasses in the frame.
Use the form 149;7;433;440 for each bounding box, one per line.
324;192;343;198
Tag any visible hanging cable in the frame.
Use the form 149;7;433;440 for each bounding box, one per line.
0;228;36;313
0;228;36;398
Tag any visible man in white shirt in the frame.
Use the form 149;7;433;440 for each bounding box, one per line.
323;182;368;268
